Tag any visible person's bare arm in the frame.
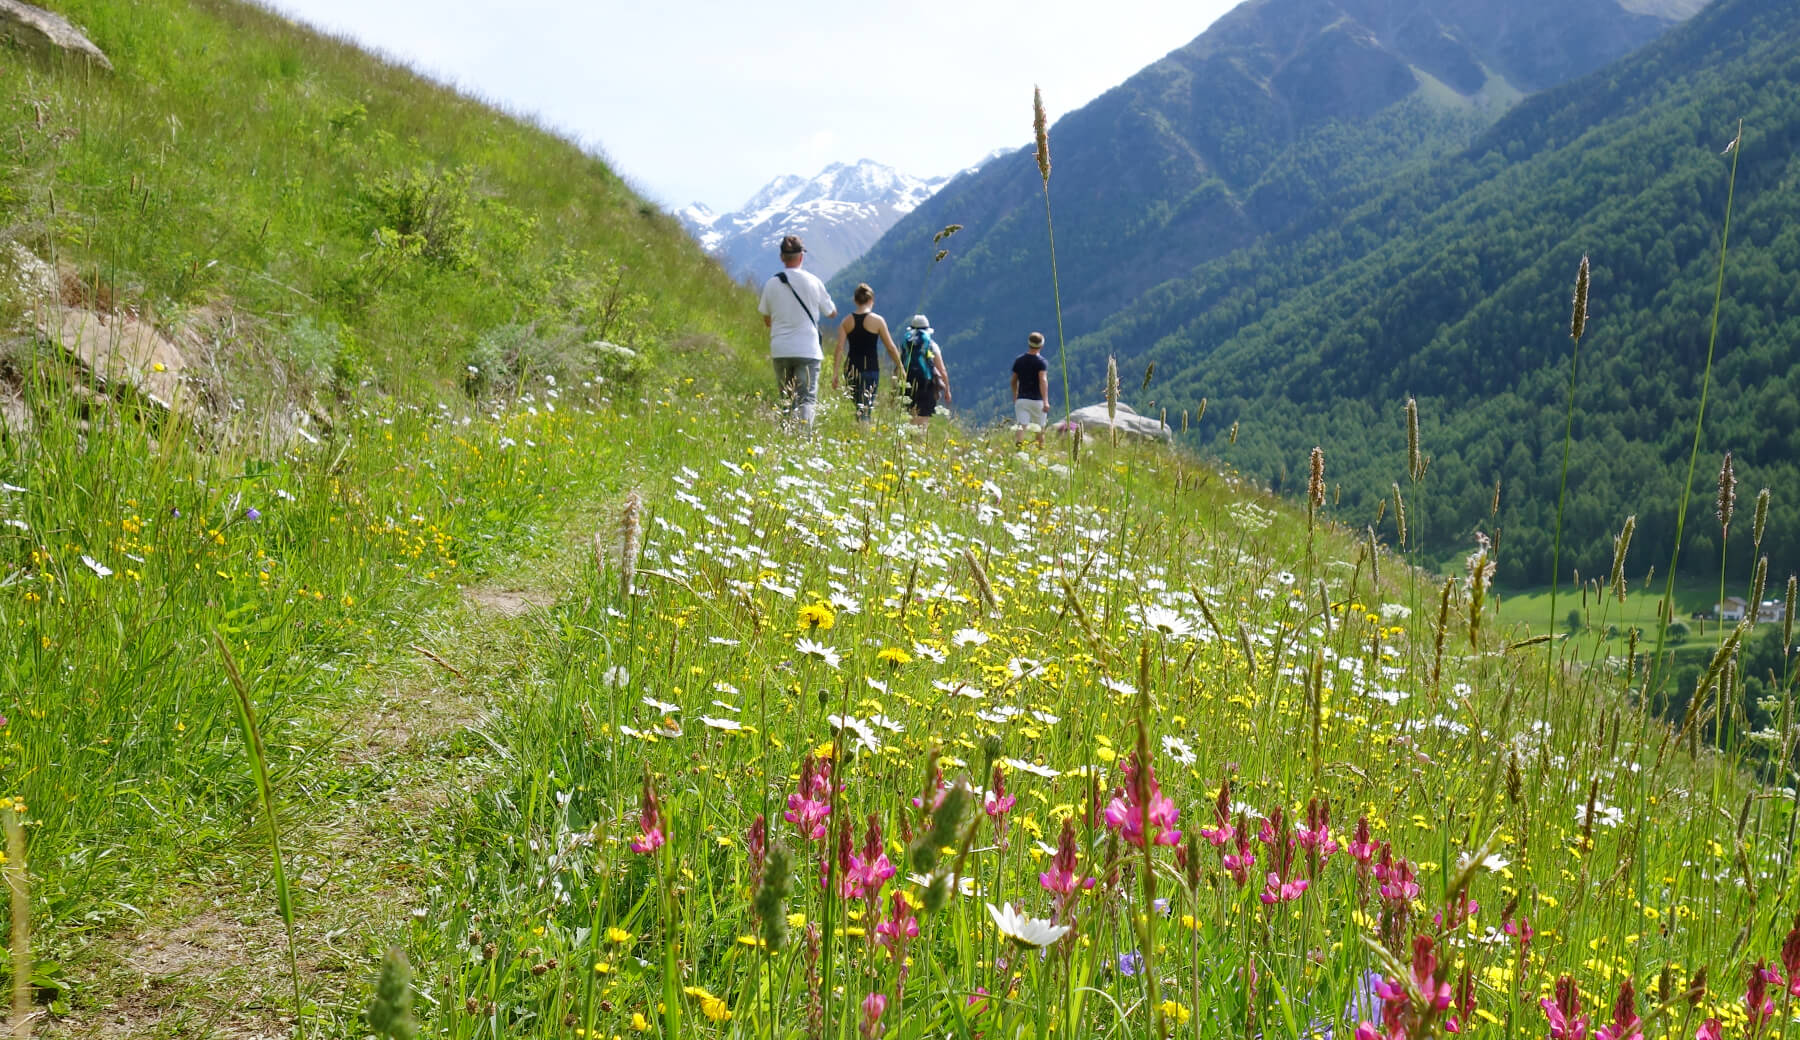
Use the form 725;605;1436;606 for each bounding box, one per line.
933;354;951;404
876;319;903;370
832;319;848;388
1011;372;1020;400
1038;370;1050;413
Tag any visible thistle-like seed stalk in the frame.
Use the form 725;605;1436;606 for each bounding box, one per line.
1717;451;1736;538
619;490;642;600
1570;254;1590;343
1033;87;1051;183
1609;515;1636;603
1405;398;1423;483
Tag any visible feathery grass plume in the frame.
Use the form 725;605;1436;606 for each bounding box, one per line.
619;490;642;600
1650;123;1746;696
1432;574;1455;690
1545;254;1593;709
1192;589;1227;644
366;946;419;1040
1033;87;1071;426
1141;361;1155;392
5;806;27;1040
1228;420;1239;445
1491;477;1501;518
755;842;792;952
1570;254;1590;343
1467;533;1495;649
1374;498;1387;530
1609;516;1637;603
1717;452;1736;538
1308;447;1325;510
1405;398;1423;483
933;248;948;264
932;224;963;245
1197;397;1207;424
1748;555;1767;624
1366;526;1381;589
1072;424;1083;463
1235;621;1258;683
1785;575;1795;656
1392;482;1407;548
1104;355;1120;426
1675;624;1743;752
1753;488;1769;550
1182;409;1188;434
1033;87;1051;182
963;547;998;615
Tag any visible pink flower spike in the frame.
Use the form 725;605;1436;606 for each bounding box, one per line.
628;769;665;854
1595;979;1642;1040
1696;1019;1722;1040
860;992;887;1040
1542;976;1589;1040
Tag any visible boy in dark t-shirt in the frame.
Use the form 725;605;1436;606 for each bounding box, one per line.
1010;332;1051;447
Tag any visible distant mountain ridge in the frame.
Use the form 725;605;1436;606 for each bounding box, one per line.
833;0;1705;388
680;156;998;283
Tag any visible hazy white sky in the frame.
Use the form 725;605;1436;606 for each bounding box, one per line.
266;1;1239;213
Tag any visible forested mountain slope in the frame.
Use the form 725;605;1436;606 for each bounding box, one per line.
832;0;1697;388
1080;0;1799;584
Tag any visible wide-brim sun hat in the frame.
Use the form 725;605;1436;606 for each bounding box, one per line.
907;314;931;329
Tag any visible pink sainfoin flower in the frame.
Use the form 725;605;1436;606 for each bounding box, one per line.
1222;815;1256;887
1446;964;1475;1033
1434;890;1480;931
747;813;768;891
1376;848;1420;905
822;815;856;898
1745;961;1779;1033
1595;979;1642;1040
875;889;919;951
1347;815;1379;870
1541;975;1589;1040
984;763;1016;843
913;763;948;815
1782;920;1800;997
1695;1019;1722;1040
1199;780;1236;847
785;753;833;841
629;770;665;854
849;814;896;902
1295;797;1339;874
1103;752;1181;847
860;992;887;1040
1503;908;1535;956
1258;807;1308;905
1039;816;1097;904
1355;936;1452;1040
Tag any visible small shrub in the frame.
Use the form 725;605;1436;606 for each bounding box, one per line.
360;165;476;271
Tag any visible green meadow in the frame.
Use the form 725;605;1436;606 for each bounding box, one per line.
0;3;1795;1040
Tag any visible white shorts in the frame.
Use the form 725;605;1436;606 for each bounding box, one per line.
1014;399;1049;428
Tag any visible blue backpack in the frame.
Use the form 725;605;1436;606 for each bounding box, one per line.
901;330;937;382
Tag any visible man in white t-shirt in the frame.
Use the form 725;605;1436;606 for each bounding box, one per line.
757;235;836;427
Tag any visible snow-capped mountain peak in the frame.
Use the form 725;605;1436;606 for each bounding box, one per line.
678;159;962;283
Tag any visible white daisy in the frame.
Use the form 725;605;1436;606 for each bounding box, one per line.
699;716;744;732
1004;757;1061;779
81;555;113;578
602;666;630;689
1161;735;1196;766
827;714;881;753
1100;677;1137;697
642;696;680;715
795;637;841;670
986;902;1071;948
1138;605;1195;639
952;628;991;648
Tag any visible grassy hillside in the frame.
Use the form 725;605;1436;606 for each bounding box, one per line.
0;3;1795;1040
1;0;760;399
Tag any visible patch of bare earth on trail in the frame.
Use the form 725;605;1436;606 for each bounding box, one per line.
461;584;553;618
47;600;530;1039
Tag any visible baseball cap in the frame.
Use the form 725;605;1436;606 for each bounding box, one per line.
780;235;805;256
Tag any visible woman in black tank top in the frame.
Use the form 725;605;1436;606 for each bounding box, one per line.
832;284;903;422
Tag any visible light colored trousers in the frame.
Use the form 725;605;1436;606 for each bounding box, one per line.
772;358;821;425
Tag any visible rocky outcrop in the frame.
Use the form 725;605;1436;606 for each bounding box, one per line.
1063;403;1172;442
40;309;186;409
0;0;112;70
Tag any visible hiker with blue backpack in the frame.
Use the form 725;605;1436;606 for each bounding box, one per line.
899;314;951;426
758;235;836;428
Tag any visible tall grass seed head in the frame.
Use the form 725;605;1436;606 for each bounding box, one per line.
1104;355;1119;423
1570;254;1590;343
1753;487;1769;548
1033;86;1050;182
1308;446;1325;509
1717;451;1735;535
